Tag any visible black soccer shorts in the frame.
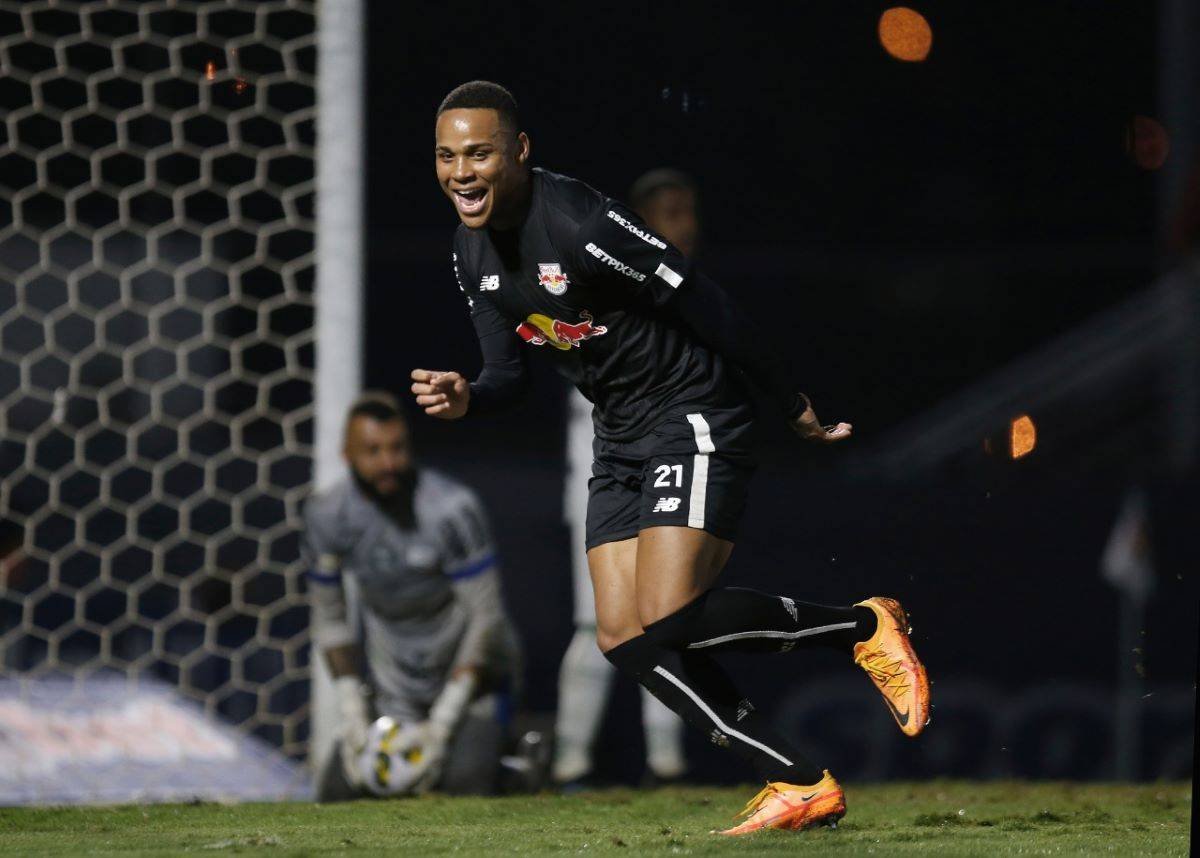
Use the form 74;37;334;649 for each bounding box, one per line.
585;405;757;550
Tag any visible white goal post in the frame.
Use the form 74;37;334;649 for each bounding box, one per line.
310;0;364;776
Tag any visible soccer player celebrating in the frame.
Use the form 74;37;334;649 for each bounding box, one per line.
412;81;929;834
305;392;520;800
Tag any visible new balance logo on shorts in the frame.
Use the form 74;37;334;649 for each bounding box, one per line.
652;497;681;512
480;274;500;291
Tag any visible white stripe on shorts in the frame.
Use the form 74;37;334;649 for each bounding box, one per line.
653;664;793;766
685;413;714;529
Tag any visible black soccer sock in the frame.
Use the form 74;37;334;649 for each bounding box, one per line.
646;587;877;655
605;633;824;784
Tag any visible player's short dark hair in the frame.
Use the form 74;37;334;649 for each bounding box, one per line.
346;390;404;425
629;168;698;211
437;80;520;132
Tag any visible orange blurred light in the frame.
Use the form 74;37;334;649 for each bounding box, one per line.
1010;415;1036;459
879;7;932;62
233;77;249;95
205;61;216;81
1126;115;1169;170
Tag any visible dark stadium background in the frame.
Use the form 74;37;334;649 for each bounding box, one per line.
365;2;1197;783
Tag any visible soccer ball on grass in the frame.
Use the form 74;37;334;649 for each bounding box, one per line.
355;716;427;796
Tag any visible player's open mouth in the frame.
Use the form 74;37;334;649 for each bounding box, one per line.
452;187;487;216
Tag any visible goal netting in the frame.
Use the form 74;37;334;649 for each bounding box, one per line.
0;0;317;759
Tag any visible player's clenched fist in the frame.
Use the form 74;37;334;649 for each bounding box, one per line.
411;369;470;419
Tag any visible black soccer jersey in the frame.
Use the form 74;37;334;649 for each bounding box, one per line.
452;168;751;442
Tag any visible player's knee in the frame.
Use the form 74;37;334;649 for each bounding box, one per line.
637;594;704;649
637;587;705;632
601;628;663;683
637;598;671;630
596;624;641;654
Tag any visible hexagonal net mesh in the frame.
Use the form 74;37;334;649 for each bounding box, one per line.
0;0;316;759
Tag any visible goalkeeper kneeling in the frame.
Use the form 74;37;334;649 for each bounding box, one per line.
305;392;521;800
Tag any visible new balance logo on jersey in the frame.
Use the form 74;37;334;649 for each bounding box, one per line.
652;497;681;513
480;274;500;291
606;209;667;249
585;242;647;282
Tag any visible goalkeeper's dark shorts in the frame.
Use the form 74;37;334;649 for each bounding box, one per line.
584;404;756;550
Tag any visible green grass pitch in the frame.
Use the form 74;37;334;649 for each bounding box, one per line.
0;781;1189;856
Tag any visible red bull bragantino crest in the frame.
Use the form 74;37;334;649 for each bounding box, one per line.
516;311;607;351
537;263;569;295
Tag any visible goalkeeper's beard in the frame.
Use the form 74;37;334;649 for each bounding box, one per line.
353;467;418;528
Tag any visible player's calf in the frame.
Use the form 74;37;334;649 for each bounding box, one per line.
604;630;826;788
640;586;877;655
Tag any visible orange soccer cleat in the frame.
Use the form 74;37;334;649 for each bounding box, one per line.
716;770;846;836
853;596;930;737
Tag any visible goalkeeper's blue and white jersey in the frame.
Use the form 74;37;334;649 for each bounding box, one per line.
303;470;516;719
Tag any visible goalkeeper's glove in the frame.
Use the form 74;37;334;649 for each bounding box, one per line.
413;671;477;793
333;675;372;786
